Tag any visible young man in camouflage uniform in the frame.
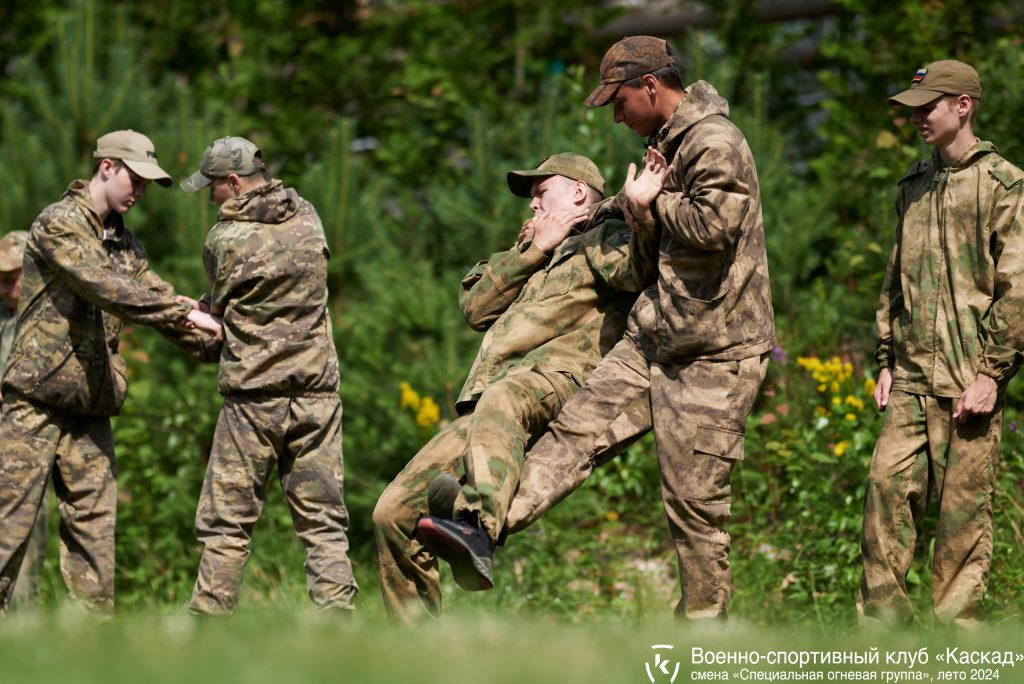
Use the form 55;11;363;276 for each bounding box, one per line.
373;153;655;624
0;131;223;616
0;230;48;609
504;36;776;622
861;61;1024;626
179;136;357;615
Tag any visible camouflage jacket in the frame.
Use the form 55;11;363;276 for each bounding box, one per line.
1;181;207;416
456;205;648;412
876;141;1024;396
623;80;776;364
0;304;14;377
203;179;340;396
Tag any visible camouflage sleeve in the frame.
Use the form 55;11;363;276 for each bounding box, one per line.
130;250;222;363
459;242;549;331
979;181;1024;383
585;219;650;293
874;222;903;370
202;240;226;315
34;215;191;326
627;216;661;290
652;138;752;251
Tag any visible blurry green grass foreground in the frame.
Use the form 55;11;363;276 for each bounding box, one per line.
2;609;1023;684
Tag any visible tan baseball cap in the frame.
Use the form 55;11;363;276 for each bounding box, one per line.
507;153;606;198
180;136;265;192
93;130;172;187
584;36;676;108
0;231;29;272
889;60;982;107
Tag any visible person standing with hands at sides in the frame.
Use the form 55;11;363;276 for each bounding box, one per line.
0;130;223;616
504;36;776;623
861;60;1024;627
179;137;357;616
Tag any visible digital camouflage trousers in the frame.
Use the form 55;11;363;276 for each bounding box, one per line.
372;370;577;624
859;389;1003;626
0;392;116;616
189;394;357;615
505;335;769;621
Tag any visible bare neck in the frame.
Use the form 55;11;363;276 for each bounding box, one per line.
937;125;978;166
87;177;112;222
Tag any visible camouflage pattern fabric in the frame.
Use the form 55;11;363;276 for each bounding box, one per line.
374;208;647;623
0;392;116;616
612;80;776;365
876;142;1024;395
506;332;768;619
862;141;1024;625
2;304;49;609
373;369;577;624
190;180;355;615
456;207;647;411
202;179;339;396
860;390;1003;625
0;306;15;378
190;395;356;615
505;81;774;620
1;180;214;416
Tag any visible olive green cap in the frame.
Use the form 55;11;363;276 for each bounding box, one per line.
93;130;172;187
584;35;676;108
180;136;265;192
507;153;606;198
0;230;29;272
889;60;982;107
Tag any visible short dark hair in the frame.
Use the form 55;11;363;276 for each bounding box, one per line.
91;158;124;176
621;62;684;92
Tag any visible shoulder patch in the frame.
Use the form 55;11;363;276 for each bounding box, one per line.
989;165;1024;190
897;160;931;185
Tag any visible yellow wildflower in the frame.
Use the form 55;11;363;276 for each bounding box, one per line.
399;381;421;411
864;377;877;396
844;395;865;411
416;397;441;428
605;511;620;522
833;441;850;457
831;396;842;406
845;413;857;422
815;406;828;417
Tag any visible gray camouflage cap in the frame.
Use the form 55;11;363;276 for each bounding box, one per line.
507;153;606;198
0;230;29;272
585;36;676;108
180;136;265;192
94;130;173;187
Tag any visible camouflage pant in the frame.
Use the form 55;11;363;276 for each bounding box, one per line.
506;336;769;620
10;492;49;609
373;370;577;624
859;390;1003;626
0;392;116;616
189;394;357;615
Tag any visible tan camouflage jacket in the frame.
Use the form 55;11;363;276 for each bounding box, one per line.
456;205;649;412
1;181;207;416
0;304;14;376
203;179;340;396
876;141;1024;396
623;80;776;364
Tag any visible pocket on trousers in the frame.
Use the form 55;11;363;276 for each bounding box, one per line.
682;424;744;503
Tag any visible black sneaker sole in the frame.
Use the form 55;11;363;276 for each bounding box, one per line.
416;517;494;592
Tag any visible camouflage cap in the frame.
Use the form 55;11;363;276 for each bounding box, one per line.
0;230;29;272
180;136;265;192
889;60;982;107
507;153;605;198
94;130;172;187
584;36;675;108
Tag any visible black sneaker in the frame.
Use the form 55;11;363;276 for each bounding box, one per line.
426;473;461;520
415;515;494;591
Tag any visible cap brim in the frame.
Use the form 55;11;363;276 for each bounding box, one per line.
506;170;552;198
122;159;173;188
179;170;213;193
584;81;618;108
888;88;944;107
